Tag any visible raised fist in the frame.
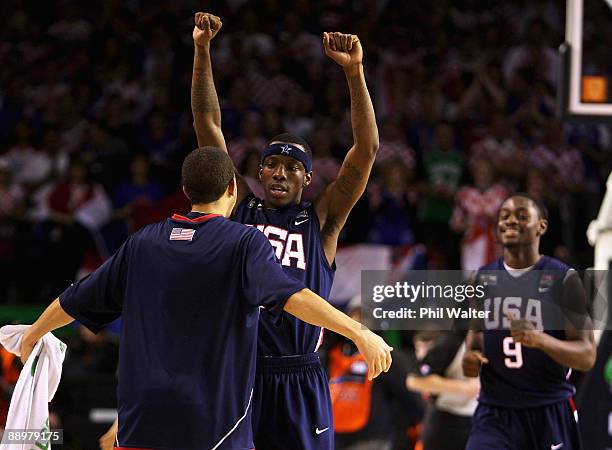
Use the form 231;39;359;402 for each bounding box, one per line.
323;32;363;68
193;12;222;46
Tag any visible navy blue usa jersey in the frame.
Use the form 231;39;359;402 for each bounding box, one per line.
476;256;577;408
234;194;335;356
60;212;304;449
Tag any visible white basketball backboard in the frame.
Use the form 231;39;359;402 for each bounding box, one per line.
559;0;612;120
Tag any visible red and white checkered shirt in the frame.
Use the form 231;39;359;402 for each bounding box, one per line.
451;184;508;244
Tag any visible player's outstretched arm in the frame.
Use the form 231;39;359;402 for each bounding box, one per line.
407;374;480;397
284;289;392;380
19;298;75;364
191;12;251;207
315;32;379;262
191;12;225;150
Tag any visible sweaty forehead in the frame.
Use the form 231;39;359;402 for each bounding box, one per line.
500;197;537;214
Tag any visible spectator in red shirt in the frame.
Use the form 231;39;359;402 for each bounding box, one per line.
451;158;507;272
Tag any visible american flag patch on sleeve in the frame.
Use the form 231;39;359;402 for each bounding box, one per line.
169;228;196;241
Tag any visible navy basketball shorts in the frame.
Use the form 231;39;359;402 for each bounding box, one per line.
466;400;581;450
252;353;333;450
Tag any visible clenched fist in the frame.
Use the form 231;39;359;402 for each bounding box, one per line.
509;316;544;348
193;12;222;46
323;32;363;69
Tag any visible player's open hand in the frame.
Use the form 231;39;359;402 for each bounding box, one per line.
354;328;393;380
462;350;488;377
509;316;543;348
323;32;363;69
193;12;222;46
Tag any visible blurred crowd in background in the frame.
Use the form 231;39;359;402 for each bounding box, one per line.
1;0;612;304
1;0;612;445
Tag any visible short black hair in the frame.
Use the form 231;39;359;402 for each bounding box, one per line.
503;193;549;220
269;133;313;159
181;147;235;204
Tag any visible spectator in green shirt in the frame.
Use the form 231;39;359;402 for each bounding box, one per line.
419;122;464;268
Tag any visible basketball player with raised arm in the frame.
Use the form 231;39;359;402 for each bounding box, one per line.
191;12;381;450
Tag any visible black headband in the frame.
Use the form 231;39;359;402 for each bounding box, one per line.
261;143;312;172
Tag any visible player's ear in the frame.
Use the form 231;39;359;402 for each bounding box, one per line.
227;176;237;197
182;185;190;202
258;165;263;180
537;218;548;236
303;171;312;188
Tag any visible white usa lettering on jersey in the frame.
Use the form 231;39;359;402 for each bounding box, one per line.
484;297;544;330
248;225;306;270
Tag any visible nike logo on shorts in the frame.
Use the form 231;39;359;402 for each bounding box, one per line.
315;427;329;435
551;443;563;449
